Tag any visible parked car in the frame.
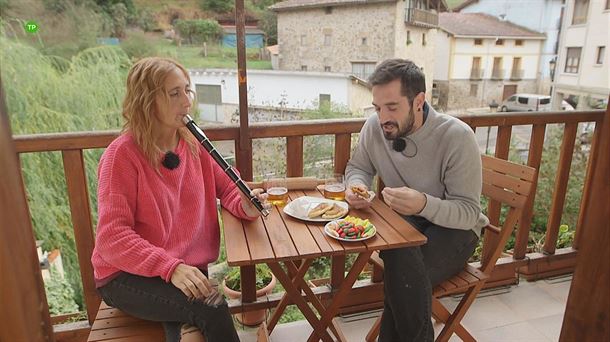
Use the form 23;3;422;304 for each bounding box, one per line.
561;100;575;111
500;94;551;112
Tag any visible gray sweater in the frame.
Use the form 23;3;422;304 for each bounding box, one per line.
346;105;488;236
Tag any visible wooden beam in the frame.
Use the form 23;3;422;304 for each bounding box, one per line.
235;0;253;180
560;101;610;341
0;78;54;342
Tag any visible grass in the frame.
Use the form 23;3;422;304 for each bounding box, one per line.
149;34;272;70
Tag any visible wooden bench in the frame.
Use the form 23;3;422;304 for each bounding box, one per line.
87;301;164;342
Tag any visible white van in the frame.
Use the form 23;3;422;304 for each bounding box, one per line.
500;94;551;112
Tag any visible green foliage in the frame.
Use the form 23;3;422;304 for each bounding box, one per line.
200;0;233;13
224;264;273;291
44;270;80;315
120;31;158;60
174;19;221;45
257;10;277;45
135;7;157;32
43;0;70;13
110;2;128;37
2;36;129;308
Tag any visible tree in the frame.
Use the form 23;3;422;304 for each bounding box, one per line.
200;0;234;13
174;19;222;45
109;2;128;38
258;10;277;45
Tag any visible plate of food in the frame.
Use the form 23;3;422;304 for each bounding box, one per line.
350;184;376;202
324;216;377;242
283;196;349;222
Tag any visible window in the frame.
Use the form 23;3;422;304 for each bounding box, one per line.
319;94;331;110
325;6;332;14
362;37;367;45
511;57;522;79
474;39;483;45
572;0;589;25
470;84;478;96
422;33;427;46
471;57;482;79
324;34;331;46
596;46;605;65
495;39;504;45
515;39;523;46
607;0;609;9
564;47;582;73
324;66;331;72
352;62;376;80
507;95;516;102
518;97;528;104
301;65;308;71
492;57;503;78
300;35;306;46
539;98;550;105
406;31;411;45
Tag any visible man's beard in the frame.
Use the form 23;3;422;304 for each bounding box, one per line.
381;107;415;140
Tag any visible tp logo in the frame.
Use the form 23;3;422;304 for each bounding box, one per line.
25;21;39;33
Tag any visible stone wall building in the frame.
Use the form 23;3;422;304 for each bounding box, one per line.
433;13;546;110
270;0;447;100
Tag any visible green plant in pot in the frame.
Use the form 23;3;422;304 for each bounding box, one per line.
222;264;276;326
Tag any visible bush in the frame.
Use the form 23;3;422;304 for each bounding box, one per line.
45;270;80;315
224;264;273;291
136;8;157;32
174;19;221;45
200;0;234;13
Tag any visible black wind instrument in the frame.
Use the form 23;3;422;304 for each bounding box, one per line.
182;115;270;217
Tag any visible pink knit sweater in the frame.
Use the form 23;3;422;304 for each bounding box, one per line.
92;134;254;287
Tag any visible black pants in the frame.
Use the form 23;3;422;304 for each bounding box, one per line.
378;216;479;342
98;272;240;342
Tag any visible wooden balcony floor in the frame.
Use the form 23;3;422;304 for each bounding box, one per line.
235;275;571;341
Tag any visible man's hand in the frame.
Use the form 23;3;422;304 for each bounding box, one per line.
170;264;212;300
346;184;372;209
381;186;427;216
240;188;270;217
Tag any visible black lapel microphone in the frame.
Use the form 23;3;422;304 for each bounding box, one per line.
392;138;407;152
161;151;180;170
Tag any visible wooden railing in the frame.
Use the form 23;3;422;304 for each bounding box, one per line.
12;110;605;341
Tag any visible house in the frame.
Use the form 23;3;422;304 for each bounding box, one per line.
270;0;448;99
433;13;546;110
551;0;609;110
189;69;373;123
222;26;265;48
454;0;564;95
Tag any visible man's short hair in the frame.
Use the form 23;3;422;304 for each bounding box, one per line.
368;59;426;103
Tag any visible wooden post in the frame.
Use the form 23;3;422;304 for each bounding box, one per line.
560;100;610;341
235;0;253;180
0;78;54;341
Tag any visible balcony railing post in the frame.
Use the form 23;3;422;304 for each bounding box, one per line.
543;123;578;255
488;125;512;225
286;136;304;177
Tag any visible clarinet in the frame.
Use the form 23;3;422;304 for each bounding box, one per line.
182;115;270;217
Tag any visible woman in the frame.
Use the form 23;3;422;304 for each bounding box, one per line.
91;57;267;342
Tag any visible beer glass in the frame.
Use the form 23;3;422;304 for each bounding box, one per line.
266;176;288;207
323;174;346;201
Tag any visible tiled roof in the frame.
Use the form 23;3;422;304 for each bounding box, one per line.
439;13;546;38
270;0;447;12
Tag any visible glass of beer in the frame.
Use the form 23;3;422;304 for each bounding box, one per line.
324;173;346;201
266;176;288;207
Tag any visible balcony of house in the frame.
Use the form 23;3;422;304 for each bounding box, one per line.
510;69;525;81
491;69;505;80
405;7;439;28
470;68;484;80
5;107;608;342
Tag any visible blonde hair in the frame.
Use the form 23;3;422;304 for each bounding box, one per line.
122;57;198;168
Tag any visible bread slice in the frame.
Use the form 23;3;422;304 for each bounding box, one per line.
321;204;348;219
351;185;370;199
308;202;333;218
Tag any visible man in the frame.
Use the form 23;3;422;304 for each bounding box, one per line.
345;59;488;341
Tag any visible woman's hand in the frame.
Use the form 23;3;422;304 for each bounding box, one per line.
240;188;271;217
170;264;212;300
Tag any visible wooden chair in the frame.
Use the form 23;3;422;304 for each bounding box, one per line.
365;155;536;342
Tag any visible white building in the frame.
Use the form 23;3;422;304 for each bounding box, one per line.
188;69;372;123
434;13;546;110
454;0;564;94
552;0;609;110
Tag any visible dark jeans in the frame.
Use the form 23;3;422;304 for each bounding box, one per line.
378;216;479;342
98;272;240;342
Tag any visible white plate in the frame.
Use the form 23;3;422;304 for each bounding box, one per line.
324;219;377;242
283;196;349;222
